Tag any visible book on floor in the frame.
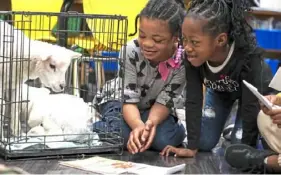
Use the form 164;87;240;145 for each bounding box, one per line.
59;156;186;175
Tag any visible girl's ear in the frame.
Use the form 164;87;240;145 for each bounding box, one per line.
215;33;228;47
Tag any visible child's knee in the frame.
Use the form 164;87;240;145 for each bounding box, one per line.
151;127;186;151
198;136;219;151
257;110;281;153
100;101;122;116
257;110;270;132
151;135;174;151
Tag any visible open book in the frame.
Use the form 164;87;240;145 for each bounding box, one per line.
59;156;186;175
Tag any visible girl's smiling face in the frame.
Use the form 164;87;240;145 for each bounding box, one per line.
182;17;217;67
182;16;228;67
138;17;178;63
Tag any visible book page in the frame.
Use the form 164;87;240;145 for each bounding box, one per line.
59;156;185;175
269;67;281;91
243;80;273;110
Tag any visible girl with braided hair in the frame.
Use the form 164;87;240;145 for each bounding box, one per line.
161;0;274;157
94;0;187;154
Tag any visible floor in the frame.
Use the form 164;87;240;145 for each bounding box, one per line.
0;144;241;174
0;103;242;174
0;92;241;174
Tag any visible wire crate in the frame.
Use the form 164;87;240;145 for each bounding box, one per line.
0;11;128;160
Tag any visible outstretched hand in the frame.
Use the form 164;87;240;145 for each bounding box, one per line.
160;145;197;158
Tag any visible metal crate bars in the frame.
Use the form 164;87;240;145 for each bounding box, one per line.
0;11;128;159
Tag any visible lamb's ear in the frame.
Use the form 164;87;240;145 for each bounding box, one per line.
40;54;52;61
30;52;52;61
31;52;52;61
66;49;82;59
71;52;82;59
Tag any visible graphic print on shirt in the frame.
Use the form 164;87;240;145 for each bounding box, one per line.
203;74;239;92
137;61;146;77
104;39;185;109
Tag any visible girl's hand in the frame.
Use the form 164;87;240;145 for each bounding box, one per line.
160;145;197;157
127;124;145;154
127;120;157;154
139;120;156;152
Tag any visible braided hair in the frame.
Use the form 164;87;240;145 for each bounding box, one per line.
129;0;185;45
186;0;258;57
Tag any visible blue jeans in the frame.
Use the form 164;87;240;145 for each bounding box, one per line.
199;88;242;151
93;101;186;151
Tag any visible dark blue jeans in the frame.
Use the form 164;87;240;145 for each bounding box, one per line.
199;88;242;151
93;101;186;151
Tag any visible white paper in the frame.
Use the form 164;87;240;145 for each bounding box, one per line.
59;156;186;175
269;67;281;91
243;80;273;110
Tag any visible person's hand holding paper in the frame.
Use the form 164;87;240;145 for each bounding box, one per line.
260;67;281;128
260;93;281;128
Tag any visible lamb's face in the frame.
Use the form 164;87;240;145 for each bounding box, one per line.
37;49;81;92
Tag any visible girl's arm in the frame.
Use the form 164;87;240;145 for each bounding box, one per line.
119;44;143;129
240;82;260;146
184;60;203;150
148;62;186;125
240;56;274;146
160;60;202;157
147;103;169;126
123;104;143;129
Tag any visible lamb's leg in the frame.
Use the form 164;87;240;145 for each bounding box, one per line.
42;117;64;142
27;125;45;136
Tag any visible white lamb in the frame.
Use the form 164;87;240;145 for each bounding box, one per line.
21;85;97;143
0;20;82;137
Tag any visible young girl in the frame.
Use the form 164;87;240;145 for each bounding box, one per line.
161;0;275;157
94;0;186;154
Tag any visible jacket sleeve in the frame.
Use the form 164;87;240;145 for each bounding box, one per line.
240;54;274;146
239;81;260;146
184;60;203;150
